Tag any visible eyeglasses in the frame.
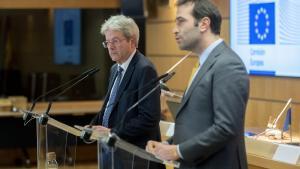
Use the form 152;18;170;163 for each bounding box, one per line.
102;38;127;48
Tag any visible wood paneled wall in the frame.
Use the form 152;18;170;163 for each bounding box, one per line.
146;0;300;134
146;0;230;90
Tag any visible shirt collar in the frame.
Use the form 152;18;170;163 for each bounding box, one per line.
118;49;136;73
199;39;223;66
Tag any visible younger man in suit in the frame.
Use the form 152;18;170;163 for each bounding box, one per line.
146;0;249;169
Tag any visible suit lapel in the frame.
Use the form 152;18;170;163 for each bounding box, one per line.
101;66;118;110
114;51;139;104
175;42;226;117
100;51;139;119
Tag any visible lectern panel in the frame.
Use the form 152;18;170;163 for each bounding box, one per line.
36;119;77;169
98;144;152;169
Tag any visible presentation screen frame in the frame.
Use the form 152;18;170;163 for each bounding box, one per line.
230;0;300;78
54;9;81;65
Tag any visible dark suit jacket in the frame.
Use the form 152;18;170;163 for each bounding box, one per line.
170;42;249;169
91;50;162;148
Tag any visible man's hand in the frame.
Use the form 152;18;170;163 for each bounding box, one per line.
92;125;111;133
146;140;180;161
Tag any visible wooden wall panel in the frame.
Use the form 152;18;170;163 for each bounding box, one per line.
220;19;229;44
250;76;300;102
149;56;198;91
147;21;185;56
212;0;229;18
146;21;230;56
147;3;177;22
246;99;300;133
147;4;230;55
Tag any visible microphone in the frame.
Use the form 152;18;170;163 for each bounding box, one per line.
22;67;99;125
102;72;172;110
29;67;98;111
108;53;192;139
159;72;177;91
159;73;183;98
160;82;170;91
160;72;175;83
38;68;100;125
155;52;193;100
126;72;175;113
130;72;170;94
112;52;190;101
110;71;176;137
270;98;292;129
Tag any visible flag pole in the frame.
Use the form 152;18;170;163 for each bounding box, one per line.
272;98;292;129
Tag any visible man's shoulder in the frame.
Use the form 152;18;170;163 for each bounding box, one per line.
217;45;244;64
134;51;155;69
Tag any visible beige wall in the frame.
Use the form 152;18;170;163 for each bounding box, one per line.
146;0;300;134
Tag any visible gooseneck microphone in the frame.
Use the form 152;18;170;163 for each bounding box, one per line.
126;72;175;114
110;51;191;103
29;67;98;111
107;72;176;147
89;72;173;121
120;72;170;97
120;52;192;117
23;67;100;125
38;68;100;125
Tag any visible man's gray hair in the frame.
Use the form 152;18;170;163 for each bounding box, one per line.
101;15;140;46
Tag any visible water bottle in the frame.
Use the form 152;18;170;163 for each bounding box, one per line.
47;152;58;169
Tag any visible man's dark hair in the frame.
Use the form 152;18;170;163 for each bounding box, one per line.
176;0;222;35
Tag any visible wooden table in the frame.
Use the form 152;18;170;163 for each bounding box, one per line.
0;100;103;117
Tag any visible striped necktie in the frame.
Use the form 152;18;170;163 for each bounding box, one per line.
102;66;123;127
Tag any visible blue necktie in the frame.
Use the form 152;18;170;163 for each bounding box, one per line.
102;66;123;127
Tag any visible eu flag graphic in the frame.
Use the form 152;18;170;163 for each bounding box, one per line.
250;2;275;44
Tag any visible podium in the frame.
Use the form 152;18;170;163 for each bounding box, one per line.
23;110;180;169
35;116;81;169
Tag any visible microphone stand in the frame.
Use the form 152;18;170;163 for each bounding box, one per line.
271;98;292;129
30;68;97;111
23;67;98;125
255;98;293;140
165;52;192;73
126;72;176;114
38;68;100;125
158;52;192;99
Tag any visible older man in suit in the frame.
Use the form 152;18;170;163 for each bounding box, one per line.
146;0;249;169
90;15;164;169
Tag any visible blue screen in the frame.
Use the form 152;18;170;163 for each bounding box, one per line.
54;9;81;65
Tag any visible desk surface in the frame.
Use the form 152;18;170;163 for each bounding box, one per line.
246;137;300;169
0;100;103;117
248;154;300;169
160;121;300;169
